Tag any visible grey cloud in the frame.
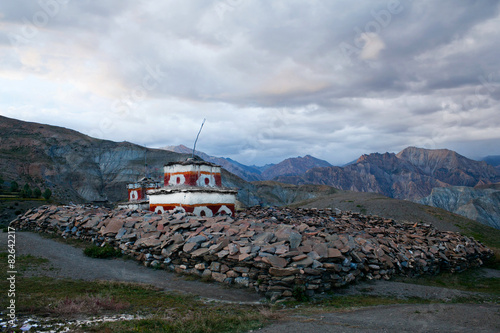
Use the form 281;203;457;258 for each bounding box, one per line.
1;0;500;165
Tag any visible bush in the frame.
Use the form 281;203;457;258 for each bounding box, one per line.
21;184;32;198
10;181;19;192
43;188;52;200
292;285;310;302
84;244;122;259
33;187;42;198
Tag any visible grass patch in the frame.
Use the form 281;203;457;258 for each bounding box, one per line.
319;294;431;308
0;252;50;272
47;295;130;315
84;308;263;333
455;219;500;249
394;269;500;295
284;294;434;315
84;244;122;259
39;231;90;248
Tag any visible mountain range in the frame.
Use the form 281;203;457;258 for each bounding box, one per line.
164;145;500;201
276;147;500;201
161;145;332;181
1;115;499;228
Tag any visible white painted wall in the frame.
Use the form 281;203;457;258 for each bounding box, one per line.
149;191;235;206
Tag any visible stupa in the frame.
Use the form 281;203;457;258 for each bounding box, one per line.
146;159;237;216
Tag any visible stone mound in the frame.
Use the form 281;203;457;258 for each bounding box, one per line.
11;205;493;300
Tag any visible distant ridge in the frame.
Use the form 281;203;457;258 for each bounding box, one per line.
260;155;332;180
482;155;500;169
160;145;332;182
160;145;264;181
276;147;500;201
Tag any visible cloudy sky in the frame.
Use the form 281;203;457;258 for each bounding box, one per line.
1;0;499;166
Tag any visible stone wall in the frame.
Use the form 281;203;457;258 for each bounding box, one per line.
10;205;493;300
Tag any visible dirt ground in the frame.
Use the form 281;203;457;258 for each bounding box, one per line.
1;231;499;332
257;303;499;333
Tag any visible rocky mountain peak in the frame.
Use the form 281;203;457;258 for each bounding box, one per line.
260;155;332;180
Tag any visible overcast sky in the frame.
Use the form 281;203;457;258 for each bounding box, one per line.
1;0;499;166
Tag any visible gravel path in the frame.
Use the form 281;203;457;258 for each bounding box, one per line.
258;303;500;332
0;231;262;303
336;278;498;301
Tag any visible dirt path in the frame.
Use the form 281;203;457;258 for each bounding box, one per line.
0;231;262;303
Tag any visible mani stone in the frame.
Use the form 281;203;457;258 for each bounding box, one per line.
186;235;207;244
289;232;302;249
183;242;199;253
274;225;294;242
101;218;124;235
269;267;300;276
262;255;288;268
254;232;274;245
328;248;343;258
191;247;210;257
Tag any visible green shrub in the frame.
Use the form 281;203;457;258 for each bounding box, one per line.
10;181;19;192
43;188;52;200
292;285;309;302
84;244;122;259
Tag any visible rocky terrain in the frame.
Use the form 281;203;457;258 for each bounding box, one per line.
0;115;190;203
11;205;493;301
420;183;500;229
277;147;500;201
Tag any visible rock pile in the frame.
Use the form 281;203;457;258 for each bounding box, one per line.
11;205;493;300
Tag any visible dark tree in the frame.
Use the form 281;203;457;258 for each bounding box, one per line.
42;188;52;200
10;181;19;192
33;187;42;198
21;184;32;198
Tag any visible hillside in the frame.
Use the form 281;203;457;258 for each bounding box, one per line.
420;184;500;229
277;147;500;201
0;116;190;203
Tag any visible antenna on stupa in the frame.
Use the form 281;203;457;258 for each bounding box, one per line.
192;118;206;159
144;149;148;178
